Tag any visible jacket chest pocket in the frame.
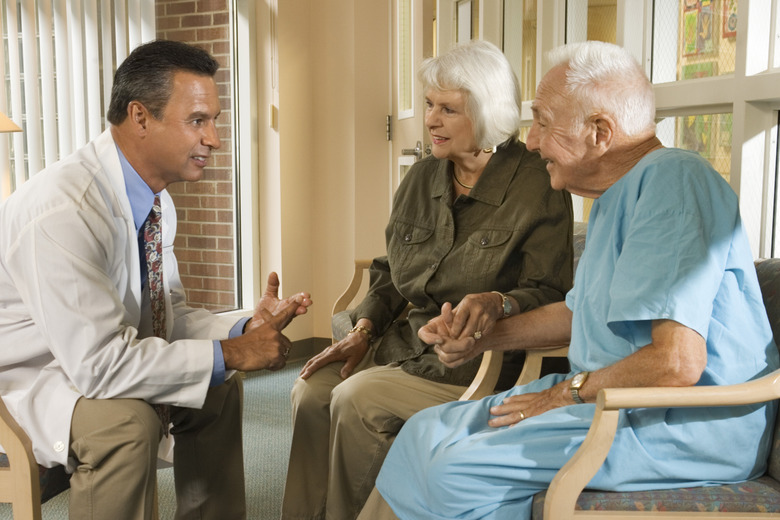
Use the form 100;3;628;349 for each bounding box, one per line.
388;222;435;275
462;229;515;287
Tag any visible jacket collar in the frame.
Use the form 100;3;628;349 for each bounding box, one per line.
430;139;526;206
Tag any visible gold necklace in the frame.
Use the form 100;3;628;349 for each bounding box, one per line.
453;173;474;189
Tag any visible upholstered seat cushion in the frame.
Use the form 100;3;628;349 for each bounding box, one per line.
531;476;780;518
0;453;71;502
332;310;353;341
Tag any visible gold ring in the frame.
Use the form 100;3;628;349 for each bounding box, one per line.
518;411;526;420
473;331;483;340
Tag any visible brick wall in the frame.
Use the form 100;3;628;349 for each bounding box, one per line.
155;0;236;312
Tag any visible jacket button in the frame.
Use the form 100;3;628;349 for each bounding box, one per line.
53;441;66;452
480;237;489;246
404;234;412;242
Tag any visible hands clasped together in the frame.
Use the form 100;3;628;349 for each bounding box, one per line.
221;272;312;372
419;293;571;428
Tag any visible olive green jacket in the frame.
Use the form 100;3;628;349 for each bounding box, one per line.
351;139;573;386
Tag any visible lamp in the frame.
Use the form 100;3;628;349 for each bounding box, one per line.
0;111;21;133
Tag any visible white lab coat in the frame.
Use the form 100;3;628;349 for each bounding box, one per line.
0;129;239;468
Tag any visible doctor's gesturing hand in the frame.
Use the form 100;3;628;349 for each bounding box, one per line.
222;272;312;372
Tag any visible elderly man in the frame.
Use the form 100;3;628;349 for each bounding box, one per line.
0;40;310;519
357;41;779;520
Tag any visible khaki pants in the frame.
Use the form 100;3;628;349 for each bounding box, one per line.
281;352;466;520
356;488;399;520
69;374;245;520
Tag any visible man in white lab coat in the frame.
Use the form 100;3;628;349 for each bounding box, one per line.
0;39;311;520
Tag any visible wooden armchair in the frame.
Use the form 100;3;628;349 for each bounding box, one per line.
524;258;780;519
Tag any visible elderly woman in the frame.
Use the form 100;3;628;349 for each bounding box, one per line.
358;41;780;520
280;40;573;520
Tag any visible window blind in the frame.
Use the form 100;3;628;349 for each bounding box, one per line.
1;0;155;200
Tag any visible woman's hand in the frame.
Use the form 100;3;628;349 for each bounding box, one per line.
488;379;571;428
299;324;372;380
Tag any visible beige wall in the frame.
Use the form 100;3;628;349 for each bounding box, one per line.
260;0;391;341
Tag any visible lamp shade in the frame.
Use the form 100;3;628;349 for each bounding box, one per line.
0;111;21;133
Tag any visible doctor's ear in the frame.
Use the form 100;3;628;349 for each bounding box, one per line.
127;101;152;134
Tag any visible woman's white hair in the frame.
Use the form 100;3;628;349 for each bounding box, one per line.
418;40;521;149
546;41;655;137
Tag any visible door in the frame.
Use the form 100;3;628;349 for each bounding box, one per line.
390;0;435;195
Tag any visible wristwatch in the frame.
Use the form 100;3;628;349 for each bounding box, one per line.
491;291;511;318
569;371;590;404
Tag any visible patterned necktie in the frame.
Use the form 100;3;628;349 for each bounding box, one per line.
143;195;166;338
143;195;170;434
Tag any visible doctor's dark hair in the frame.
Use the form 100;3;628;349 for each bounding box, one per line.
107;39;220;125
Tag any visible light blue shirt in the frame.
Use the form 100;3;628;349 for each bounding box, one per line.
117;146;246;387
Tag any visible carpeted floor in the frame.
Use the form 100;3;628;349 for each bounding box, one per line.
0;360;304;520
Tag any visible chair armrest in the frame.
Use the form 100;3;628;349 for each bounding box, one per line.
458;345;570;401
332;259;373;316
516;346;569;386
0;397;42;514
597;369;780;409
544;369;780;520
459;350;505;401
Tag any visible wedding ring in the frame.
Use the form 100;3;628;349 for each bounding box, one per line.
518;410;526;420
473;330;483;340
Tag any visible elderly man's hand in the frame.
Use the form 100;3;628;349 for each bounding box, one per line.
419;302;486;368
487;379;572;427
443;292;505;340
246;272;312;332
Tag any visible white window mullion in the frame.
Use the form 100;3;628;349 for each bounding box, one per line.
127;0;143;52
139;0;155;43
0;7;11;199
53;0;72;156
68;0;88;148
6;1;25;189
83;0;103;139
100;0;114;108
20;0;42;176
38;0;58;167
113;0;128;65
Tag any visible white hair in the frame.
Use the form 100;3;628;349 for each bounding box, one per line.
546;41;655;137
418;40;522;148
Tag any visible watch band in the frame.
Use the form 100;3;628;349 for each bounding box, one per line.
570;371;590;404
491;291;511;318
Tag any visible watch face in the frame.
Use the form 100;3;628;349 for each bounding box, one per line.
572;373;585;387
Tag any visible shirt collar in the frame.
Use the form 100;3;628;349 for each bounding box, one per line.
431;139;524;207
117;145;157;234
